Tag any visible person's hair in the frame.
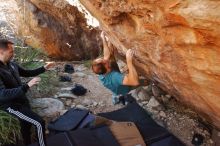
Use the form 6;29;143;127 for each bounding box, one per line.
91;60;107;75
0;39;14;50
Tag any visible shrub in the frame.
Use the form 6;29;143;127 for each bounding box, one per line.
14;45;46;65
0;110;21;145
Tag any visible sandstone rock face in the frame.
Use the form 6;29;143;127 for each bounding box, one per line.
15;0;102;60
79;0;220;129
0;0;19;41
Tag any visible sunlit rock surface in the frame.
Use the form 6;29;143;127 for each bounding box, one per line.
15;0;102;60
79;0;220;128
0;0;19;41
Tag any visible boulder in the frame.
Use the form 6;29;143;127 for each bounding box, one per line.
30;98;64;119
15;0;102;60
79;0;220;129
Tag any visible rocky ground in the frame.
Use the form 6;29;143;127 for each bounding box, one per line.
26;61;217;146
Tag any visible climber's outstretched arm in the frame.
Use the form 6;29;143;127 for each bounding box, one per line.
101;32;114;61
123;49;140;86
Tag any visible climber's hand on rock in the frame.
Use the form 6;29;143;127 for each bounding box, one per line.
44;62;56;70
101;31;109;41
28;77;41;88
101;31;105;39
126;49;135;63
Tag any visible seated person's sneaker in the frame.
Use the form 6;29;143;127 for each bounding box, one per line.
112;95;120;105
112;94;135;105
119;96;126;105
124;94;136;105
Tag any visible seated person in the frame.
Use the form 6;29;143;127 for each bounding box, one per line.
0;39;55;146
92;32;140;104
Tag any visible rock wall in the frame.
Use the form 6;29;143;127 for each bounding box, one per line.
0;0;19;41
15;0;102;60
79;0;220;129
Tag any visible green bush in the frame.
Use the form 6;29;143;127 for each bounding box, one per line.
0;110;21;145
14;45;46;65
37;71;59;96
14;45;59;97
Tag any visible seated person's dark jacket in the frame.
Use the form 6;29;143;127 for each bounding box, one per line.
0;61;45;109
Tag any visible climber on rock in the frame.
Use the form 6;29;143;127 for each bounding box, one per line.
0;39;55;146
92;32;140;105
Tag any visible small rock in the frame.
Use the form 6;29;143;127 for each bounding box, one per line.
99;101;105;107
145;84;153;95
159;111;167;118
165;94;171;99
209;139;214;144
57;93;77;99
192;134;204;146
72;72;86;78
155;120;166;128
76;104;88;110
82;99;93;106
152;84;163;97
147;97;160;108
71;104;76;108
65;99;72;106
129;88;139;99
139;103;144;107
60;87;72;91
152;109;159;114
137;88;151;101
76;65;87;71
130;87;151;101
93;102;98;107
161;95;169;103
142;101;148;105
60;110;68;115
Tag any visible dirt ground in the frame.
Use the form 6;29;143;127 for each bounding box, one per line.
28;61;216;146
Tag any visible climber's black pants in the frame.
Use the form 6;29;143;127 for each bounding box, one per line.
5;106;46;146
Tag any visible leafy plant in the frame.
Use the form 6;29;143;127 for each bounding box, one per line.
37;71;59;96
14;45;46;67
14;45;59;97
0;110;21;145
23;62;59;96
